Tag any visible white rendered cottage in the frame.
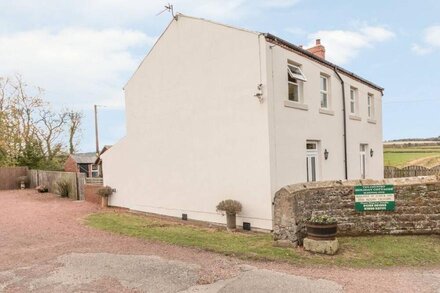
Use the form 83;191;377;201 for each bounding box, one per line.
102;14;384;230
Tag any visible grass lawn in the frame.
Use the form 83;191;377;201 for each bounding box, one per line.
384;145;440;167
384;152;440;167
86;212;440;268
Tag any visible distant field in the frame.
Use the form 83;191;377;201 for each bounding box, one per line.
384;145;440;168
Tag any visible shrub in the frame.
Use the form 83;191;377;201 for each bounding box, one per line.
306;214;337;225
16;175;29;186
216;199;242;215
55;179;70;198
97;186;113;197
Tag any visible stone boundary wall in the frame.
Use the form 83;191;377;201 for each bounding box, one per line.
29;170;85;200
273;176;440;245
384;165;440;178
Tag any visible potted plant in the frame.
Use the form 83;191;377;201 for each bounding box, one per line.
305;214;337;241
97;186;113;208
17;176;29;189
216;199;242;230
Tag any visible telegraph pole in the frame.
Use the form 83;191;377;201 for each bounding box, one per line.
94;105;100;155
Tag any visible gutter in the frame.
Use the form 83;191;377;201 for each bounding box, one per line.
334;67;348;180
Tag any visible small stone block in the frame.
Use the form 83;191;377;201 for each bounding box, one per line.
273;240;298;248
303;238;339;255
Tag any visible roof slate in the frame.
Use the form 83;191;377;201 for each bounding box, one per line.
71;152;97;164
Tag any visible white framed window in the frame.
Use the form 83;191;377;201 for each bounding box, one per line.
349;87;358;114
288;64;307;81
320;75;329;109
287;64;306;103
367;93;375;119
91;164;99;178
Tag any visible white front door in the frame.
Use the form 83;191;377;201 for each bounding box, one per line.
360;144;367;179
306;142;319;182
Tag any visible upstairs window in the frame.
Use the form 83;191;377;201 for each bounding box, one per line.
287;64;306;103
350;87;358;114
320;75;329;109
367;93;375;119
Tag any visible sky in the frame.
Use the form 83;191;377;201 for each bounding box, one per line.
0;0;439;152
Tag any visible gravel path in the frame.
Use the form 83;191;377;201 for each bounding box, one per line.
1;189;440;292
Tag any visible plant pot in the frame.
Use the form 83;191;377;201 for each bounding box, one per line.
101;196;108;208
306;222;337;240
226;213;237;230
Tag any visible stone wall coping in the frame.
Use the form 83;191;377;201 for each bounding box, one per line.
279;175;440;196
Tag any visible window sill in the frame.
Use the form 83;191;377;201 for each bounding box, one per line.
284;100;308;111
319;108;335;116
349;114;361;121
367;118;377;124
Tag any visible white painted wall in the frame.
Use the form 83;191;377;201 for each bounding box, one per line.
102;15;274;229
103;15;384;230
265;43;384;195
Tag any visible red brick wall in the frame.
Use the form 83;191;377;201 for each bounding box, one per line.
64;156;78;173
84;184;102;205
307;39;326;59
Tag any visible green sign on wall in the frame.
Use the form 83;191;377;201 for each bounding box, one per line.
354;185;395;212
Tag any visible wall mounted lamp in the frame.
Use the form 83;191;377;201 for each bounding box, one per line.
324;149;329;160
370;149;374;157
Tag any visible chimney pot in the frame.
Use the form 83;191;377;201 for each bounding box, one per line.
306;39;325;59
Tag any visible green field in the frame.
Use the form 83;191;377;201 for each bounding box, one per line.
384;145;440;167
86;212;440;268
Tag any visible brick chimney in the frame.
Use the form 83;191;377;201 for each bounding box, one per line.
307;39;325;59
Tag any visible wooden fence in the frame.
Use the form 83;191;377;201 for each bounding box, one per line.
384;165;440;178
0;167;28;190
28;170;86;200
85;177;103;185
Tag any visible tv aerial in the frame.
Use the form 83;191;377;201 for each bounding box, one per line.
156;3;176;20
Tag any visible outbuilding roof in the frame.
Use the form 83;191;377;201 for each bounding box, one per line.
71;152;97;164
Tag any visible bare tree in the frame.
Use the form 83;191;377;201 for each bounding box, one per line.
67;110;83;154
0;75;76;168
35;108;68;161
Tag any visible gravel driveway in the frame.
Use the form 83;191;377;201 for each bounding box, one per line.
1;190;439;292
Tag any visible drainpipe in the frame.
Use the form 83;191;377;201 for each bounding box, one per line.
334;67;348;180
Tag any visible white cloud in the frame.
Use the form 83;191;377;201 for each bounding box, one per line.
0;1;304;108
307;26;395;64
412;25;440;55
0;28;153;109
